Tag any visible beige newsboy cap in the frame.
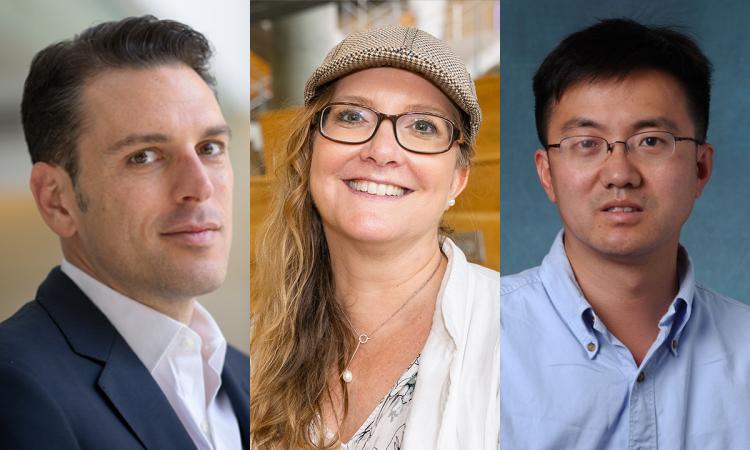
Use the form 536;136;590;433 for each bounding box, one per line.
304;25;482;144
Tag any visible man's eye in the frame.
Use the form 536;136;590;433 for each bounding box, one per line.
641;137;663;146
199;141;224;156
579;139;598;148
128;149;158;165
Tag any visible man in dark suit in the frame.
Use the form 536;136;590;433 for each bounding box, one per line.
0;16;248;449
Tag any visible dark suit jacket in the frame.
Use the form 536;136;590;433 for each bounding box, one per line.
0;267;249;449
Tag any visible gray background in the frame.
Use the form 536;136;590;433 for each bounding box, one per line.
500;0;750;303
0;0;250;351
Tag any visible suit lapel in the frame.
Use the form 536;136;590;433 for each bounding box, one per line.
99;336;196;450
37;268;196;450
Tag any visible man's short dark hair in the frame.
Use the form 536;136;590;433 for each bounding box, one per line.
533;18;712;146
21;15;215;184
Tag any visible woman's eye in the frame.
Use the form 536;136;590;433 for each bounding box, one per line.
413;119;437;134
128;149;158;165
333;107;371;124
199;141;224;156
339;111;364;123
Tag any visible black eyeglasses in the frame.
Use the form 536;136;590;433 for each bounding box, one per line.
545;131;702;166
317;102;462;154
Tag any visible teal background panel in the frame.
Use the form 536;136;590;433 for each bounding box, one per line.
500;0;750;303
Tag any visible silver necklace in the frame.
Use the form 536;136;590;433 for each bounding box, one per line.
341;258;442;383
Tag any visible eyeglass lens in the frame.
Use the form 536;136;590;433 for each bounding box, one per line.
558;131;679;163
320;104;454;153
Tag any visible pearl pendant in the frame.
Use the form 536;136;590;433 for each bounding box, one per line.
342;369;353;383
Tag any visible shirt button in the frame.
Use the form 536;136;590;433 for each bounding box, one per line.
586;342;596;352
181;336;195;351
671;339;678;350
637;371;646;383
200;419;210;434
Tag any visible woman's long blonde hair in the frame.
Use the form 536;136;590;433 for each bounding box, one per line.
250;84;474;449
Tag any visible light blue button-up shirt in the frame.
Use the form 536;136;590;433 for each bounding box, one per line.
500;231;750;449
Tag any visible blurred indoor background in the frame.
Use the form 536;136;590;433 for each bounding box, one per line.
250;0;500;309
0;0;250;350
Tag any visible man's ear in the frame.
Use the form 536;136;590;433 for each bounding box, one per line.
694;143;713;198
29;162;79;238
534;149;558;203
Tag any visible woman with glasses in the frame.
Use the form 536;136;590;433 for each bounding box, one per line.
251;25;498;449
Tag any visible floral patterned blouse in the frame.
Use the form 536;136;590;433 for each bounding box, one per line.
335;355;420;450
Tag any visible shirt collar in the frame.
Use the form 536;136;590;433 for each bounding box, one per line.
60;259;227;373
539;230;695;359
662;246;694;355
437;237;463;343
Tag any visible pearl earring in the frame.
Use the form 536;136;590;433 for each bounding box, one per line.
447;198;456;207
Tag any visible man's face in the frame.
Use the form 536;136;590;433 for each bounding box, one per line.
535;69;712;262
64;64;233;305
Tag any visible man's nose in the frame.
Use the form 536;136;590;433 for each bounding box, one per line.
172;150;214;202
599;142;642;189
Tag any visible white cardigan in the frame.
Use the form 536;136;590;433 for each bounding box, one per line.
401;239;500;449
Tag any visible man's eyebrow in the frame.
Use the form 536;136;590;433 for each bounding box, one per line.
107;133;170;153
559;117;682;134
202;124;232;139
106;125;231;153
631;117;680;132
560;117;605;132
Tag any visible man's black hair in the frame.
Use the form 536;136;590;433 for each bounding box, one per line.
533;18;712;146
21;15;215;185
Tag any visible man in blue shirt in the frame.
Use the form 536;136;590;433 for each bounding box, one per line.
501;19;750;448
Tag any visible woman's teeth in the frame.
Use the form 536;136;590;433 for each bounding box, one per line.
347;180;405;197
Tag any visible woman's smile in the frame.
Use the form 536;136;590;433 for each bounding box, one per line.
345;179;409;197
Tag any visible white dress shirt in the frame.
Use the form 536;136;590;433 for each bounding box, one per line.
401;239;500;449
61;259;243;450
